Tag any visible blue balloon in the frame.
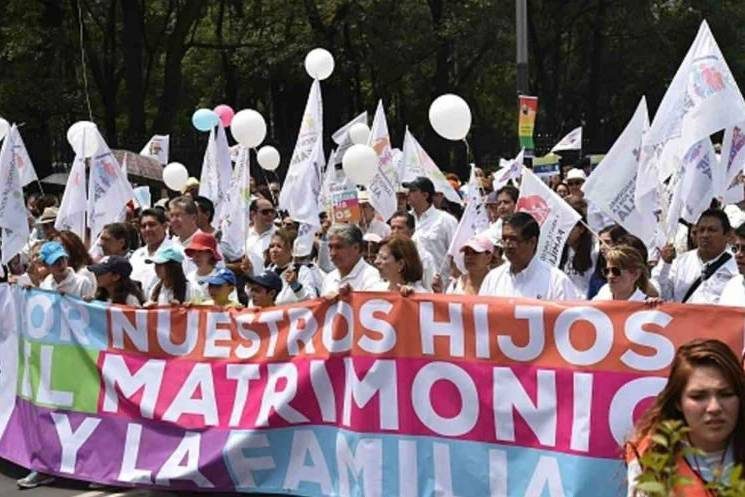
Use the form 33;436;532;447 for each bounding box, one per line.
192;108;219;131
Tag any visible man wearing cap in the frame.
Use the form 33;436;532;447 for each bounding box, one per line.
564;168;587;198
35;207;59;241
404;176;458;281
246;270;283;308
321;224;382;295
358;189;391;239
38;241;96;298
479;212;580;300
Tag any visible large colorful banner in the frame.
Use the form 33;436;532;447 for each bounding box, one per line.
1;285;743;496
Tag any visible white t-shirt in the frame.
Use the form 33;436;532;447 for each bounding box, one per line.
40;268;96;299
321;258;382;294
592;284;647;301
412;205;458;280
718;274;745;307
478;256;581;300
654;249;737;304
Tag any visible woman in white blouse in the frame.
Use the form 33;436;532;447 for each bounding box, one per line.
593;245;651;301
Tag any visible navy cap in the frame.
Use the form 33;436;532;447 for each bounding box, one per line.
206;268;237;287
246;270;283;294
402;176;435;197
89;255;132;278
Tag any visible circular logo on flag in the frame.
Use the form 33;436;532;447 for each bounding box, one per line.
516;195;550;226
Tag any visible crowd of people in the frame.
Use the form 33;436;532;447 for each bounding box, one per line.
6;164;745;494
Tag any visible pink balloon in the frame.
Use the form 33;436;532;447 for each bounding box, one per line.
213;104;235;127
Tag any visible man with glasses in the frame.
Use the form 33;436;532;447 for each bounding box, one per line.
716;223;745;306
245;198;277;274
656;208;737;304
479;212;580;300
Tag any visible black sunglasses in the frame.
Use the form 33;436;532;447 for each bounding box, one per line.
602;266;623;277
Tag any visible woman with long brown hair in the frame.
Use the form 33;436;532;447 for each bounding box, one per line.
626;339;745;495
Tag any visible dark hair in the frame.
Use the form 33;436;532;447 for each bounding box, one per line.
593;224;629;282
630;339;745;467
617;234;648;263
381;236;423;284
103;222;130;252
150;261;187;303
140;208;168;225
391;211;415;232
496;185;519;203
503;212;540;242
55;230;93;271
697;208;732;233
272;229;298;251
193;196;215;223
735;222;745;239
560;220;593;274
96;276;145;306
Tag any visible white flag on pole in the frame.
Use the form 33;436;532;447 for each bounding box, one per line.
447;165;490;271
220;146;252;259
401;128;462;204
11;128;38;187
492;148;524;191
279;80;324;227
140;134;169;165
718;123;745;203
56;130;90;240
198;124;232;227
0;125;30;263
87;129;136;241
367;100;397;220
550;127;582;153
583;97;658;246
665;138;717;235
517;166;581;266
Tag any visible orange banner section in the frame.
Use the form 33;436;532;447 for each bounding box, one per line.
107;292;745;374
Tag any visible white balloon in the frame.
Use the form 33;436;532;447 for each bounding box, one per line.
231;109;267;148
428;94;472;141
0;118;9;141
348;122;370;145
257;146;281;171
304;48;335;80
342;144;378;186
163;162;189;191
67;121;100;157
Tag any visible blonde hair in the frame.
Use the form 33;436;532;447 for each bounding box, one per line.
604;245;649;293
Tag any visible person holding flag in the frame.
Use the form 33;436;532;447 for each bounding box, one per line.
478;212;581;300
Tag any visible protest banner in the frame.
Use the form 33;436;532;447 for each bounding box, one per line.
518;95;538;151
330;183;362;224
1;285;743;496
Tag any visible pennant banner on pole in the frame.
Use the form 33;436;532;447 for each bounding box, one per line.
367;100;397;220
517;95;538;151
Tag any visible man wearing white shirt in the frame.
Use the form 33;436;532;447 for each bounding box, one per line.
655;208;737;304
718;223;745;306
404;176;458;281
358;190;391;239
479;212;581;300
244;198;277;273
130;208;174;298
321;224;382;295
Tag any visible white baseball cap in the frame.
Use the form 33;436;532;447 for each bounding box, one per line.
565;168;587;181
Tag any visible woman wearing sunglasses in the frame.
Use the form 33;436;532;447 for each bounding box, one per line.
592;245;651;301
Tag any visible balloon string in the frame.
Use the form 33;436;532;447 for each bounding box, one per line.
463;137;473;170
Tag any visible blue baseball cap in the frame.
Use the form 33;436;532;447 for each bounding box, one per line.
246;270;283;294
145;245;185;264
39;241;69;265
206;268;237;287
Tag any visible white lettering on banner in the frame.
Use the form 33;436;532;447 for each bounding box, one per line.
357;299;396;353
433;442;460;497
524;456;566;497
287;308;317;355
554;307;614;366
102;354;165;418
258;310;283;357
493;368;557;446
156;309;198;356
336;434;383;497
398;440;418;496
226;364;261;427
205;311;232;358
621;311;675;371
342;359;398;430
256;363;310;426
497;305;545;361
609;377;667;445
119;423;153;483
570;373;593;452
420;302;465;357
58;299;91;345
323;301;354;353
223;430;276;488
51;413;101;473
489;449;508;497
155;431;214;488
284;430;333;493
162;363;218;426
38;344;74;407
24;293;54;340
412;362;478;437
234;313;261;359
310;360;337;423
111;307;149;352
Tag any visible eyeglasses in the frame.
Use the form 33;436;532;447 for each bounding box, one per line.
602;266;624;277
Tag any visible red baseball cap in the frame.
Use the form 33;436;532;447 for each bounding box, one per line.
184;231;221;261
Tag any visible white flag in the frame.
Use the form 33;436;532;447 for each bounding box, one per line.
583;97;658;246
367;100;397;220
330;111;367;169
140;134;169;165
11;128;37;187
447;165;490;271
87;129;136;241
550;127;582;153
719;124;745;202
220;146;252;259
0;125;30;263
198;124;232;227
492;148;524;191
517;166;581;266
665;138;717;235
56;134;89;240
279;80;324;227
401;128;462;204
